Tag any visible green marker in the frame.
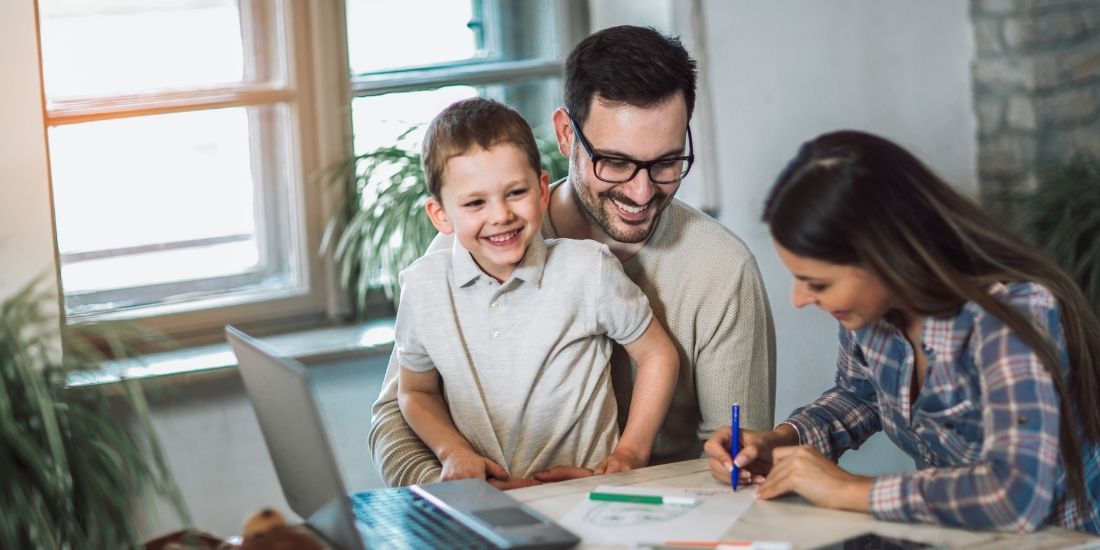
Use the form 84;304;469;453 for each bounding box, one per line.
588;491;698;507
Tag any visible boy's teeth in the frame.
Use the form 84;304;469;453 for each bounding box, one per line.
613;199;648;214
487;230;518;243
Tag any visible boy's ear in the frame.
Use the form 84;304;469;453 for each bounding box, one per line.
425;197;454;235
538;170;551;209
551;107;572;158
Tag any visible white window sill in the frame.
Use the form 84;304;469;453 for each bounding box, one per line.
67;318;395;387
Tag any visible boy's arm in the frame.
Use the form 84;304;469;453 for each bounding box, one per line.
368;353;443;486
367;232;453;487
600;319;679;473
397;367;508;482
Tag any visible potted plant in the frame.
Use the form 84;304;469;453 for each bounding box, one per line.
1016;154;1100;314
0;279;194;548
322;125;569;318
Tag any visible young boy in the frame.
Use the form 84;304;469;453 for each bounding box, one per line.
395;97;679;483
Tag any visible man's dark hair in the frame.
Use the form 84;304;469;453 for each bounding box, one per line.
564;25;698;126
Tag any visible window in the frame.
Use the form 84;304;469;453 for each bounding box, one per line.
39;0;330;339
339;0;585;306
38;0;585;341
347;0;586;156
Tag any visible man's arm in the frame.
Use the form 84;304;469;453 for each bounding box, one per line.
368;350;443;486
366;233;454;487
694;255;776;442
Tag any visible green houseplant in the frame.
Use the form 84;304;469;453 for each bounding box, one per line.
1017;155;1100;315
0;279;192;548
323;125;569;317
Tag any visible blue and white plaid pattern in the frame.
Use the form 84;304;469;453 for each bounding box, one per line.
785;282;1099;534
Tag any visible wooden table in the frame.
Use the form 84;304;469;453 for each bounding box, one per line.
507;459;1100;549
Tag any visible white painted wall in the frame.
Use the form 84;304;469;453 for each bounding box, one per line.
0;3;60;305
591;1;978;473
703;0;977;473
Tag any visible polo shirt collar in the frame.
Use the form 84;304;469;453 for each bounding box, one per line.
450;235;548;288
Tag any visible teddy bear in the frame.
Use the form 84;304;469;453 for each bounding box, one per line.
237;507;326;550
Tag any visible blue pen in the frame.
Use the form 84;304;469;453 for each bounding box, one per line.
731;403;741;490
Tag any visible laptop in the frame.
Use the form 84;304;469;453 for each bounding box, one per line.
226;326;580;550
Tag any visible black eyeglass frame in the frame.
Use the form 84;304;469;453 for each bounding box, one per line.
567;112;695;184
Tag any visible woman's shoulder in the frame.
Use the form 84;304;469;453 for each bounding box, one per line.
962;281;1060;331
977;281;1057;311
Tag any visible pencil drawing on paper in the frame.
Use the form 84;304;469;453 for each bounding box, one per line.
584;503;691;526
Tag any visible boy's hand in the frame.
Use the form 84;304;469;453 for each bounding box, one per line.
439;448;509;482
593;446;649;475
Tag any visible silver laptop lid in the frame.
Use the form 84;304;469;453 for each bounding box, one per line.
228;326;579;549
226;326;364;550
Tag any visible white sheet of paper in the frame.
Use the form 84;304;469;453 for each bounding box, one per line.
558;485;754;545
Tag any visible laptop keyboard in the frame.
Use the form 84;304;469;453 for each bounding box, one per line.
349;488;497;549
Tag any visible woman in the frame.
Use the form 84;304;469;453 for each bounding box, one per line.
706;130;1100;534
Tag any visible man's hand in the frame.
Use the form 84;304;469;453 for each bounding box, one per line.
704;424;797;486
532;465;594;483
593;446;648;475
487;477;543;490
754;445;872;512
440;448;509;482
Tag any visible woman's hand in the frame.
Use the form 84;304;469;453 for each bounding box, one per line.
704;424;798;486
755;445;873;512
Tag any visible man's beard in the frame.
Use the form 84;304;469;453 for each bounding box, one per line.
570;174;670;244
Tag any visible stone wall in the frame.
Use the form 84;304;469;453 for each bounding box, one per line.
970;0;1100;219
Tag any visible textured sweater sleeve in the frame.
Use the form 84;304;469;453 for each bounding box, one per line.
368;350;443;486
366;234;451;487
694;253;776;440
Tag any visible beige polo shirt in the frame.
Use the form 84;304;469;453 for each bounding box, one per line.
394;236;653;478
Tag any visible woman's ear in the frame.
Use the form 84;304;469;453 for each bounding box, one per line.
551;107;573;158
425;197;453;235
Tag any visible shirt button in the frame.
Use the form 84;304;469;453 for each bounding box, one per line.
493;330;502;339
491;302;500;310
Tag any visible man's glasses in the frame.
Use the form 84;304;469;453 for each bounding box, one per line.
568;113;694;185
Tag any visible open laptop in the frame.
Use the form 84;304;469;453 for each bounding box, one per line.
226;326;579;550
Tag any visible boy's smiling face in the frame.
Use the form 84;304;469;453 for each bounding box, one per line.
426;143;549;282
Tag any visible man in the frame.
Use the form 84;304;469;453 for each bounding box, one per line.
368;25;776;488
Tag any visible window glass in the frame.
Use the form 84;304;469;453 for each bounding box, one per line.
38;0;246;99
38;0;306;321
351;86;477;155
51;105;302;314
346;0;481;75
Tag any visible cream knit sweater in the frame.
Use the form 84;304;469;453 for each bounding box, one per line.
368;198;776;486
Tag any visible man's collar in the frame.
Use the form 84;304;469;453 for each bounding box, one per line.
450;235;548;288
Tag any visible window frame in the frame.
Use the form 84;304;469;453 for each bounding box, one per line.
37;0;588;346
40;0;342;345
349;0;587;100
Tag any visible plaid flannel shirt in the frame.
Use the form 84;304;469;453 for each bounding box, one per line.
785;282;1099;534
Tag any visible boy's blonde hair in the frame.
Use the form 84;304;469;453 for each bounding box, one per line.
421;97;542;198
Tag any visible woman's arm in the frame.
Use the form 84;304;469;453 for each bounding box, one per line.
783;327;884;459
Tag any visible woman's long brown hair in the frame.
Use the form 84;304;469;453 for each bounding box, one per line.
763;130;1100;509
